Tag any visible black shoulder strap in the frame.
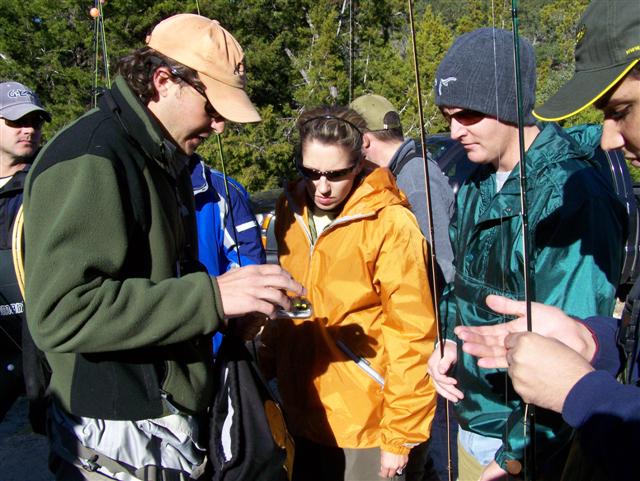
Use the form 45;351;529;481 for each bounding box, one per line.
620;276;640;385
392;148;420;178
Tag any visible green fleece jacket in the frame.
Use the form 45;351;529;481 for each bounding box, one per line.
24;76;224;420
440;122;626;472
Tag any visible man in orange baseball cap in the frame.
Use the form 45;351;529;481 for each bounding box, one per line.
24;14;303;480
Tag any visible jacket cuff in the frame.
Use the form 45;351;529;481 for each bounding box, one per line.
562;370;614;429
494;447;520;474
580;316;620;374
209;276;227;329
381;442;411;456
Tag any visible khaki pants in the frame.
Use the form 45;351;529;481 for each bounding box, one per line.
292;437;409;481
457;440;484;481
457;436;577;481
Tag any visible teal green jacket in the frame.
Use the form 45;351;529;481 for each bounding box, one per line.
441;122;626;470
24;77;224;420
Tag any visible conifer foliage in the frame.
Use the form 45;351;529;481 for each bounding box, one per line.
0;0;590;191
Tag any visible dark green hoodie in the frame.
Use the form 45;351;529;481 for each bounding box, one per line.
24;76;224;420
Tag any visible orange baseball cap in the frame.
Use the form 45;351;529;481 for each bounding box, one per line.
147;14;261;123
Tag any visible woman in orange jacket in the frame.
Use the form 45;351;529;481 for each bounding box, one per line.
260;105;437;480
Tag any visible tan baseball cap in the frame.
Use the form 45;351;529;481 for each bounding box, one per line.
349;94;402;131
146;14;261;123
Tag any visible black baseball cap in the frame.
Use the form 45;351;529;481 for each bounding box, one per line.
534;0;640;121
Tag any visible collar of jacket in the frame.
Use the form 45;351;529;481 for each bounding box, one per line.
189;154;209;195
471;121;596;224
105;76;190;178
497;122;597;196
285;167;409;223
0;165;30;196
388;138;418;174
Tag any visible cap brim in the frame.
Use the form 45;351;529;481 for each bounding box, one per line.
1;104;51;122
199;74;261;123
534;59;639;121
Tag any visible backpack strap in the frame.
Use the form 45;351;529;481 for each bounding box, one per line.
391;151;420;178
11;203;25;300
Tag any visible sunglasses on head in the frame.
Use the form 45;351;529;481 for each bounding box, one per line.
169;68;221;119
298;164;358;181
443;109;487;126
3;113;46;130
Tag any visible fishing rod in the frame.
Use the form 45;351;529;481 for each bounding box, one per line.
510;1;536;479
407;2;453;480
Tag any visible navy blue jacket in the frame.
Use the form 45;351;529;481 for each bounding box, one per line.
562;314;639;479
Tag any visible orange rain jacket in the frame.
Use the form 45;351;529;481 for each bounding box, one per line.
261;168;437;455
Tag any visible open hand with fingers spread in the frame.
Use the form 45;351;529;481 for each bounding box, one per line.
216;264;305;319
454;294;597;369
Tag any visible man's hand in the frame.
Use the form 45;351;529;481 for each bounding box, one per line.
379;450;408;478
217;264;305;318
505;332;594;412
479;460;510;481
454;295;596;368
427;341;463;402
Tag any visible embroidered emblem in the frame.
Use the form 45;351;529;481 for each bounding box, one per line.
438;77;457;96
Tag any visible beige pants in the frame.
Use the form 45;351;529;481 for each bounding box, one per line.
457;440;484;481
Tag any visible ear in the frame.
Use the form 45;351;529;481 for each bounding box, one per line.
151;66;175;99
362;132;372;150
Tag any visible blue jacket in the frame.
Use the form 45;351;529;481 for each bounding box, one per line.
191;158;265;275
562;314;640;480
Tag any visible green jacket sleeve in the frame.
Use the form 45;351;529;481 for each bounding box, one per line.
497;167;625;470
440;208;459;341
24;154;224;354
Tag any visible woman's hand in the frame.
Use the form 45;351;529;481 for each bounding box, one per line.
379;450;408;478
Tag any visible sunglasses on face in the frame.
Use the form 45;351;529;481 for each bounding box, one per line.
298;164;358;181
443;109;487;126
3;114;46;130
169;69;221;120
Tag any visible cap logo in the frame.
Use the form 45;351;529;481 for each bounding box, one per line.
627;45;640;56
233;61;245;76
7;88;34;99
575;24;586;49
437;77;457;96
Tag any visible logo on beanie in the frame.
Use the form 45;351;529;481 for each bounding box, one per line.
575;24;586;48
437;77;457;96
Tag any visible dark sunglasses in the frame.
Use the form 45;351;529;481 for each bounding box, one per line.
3;113;46;130
169;68;221;120
443;109;487;126
298;164;358;181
